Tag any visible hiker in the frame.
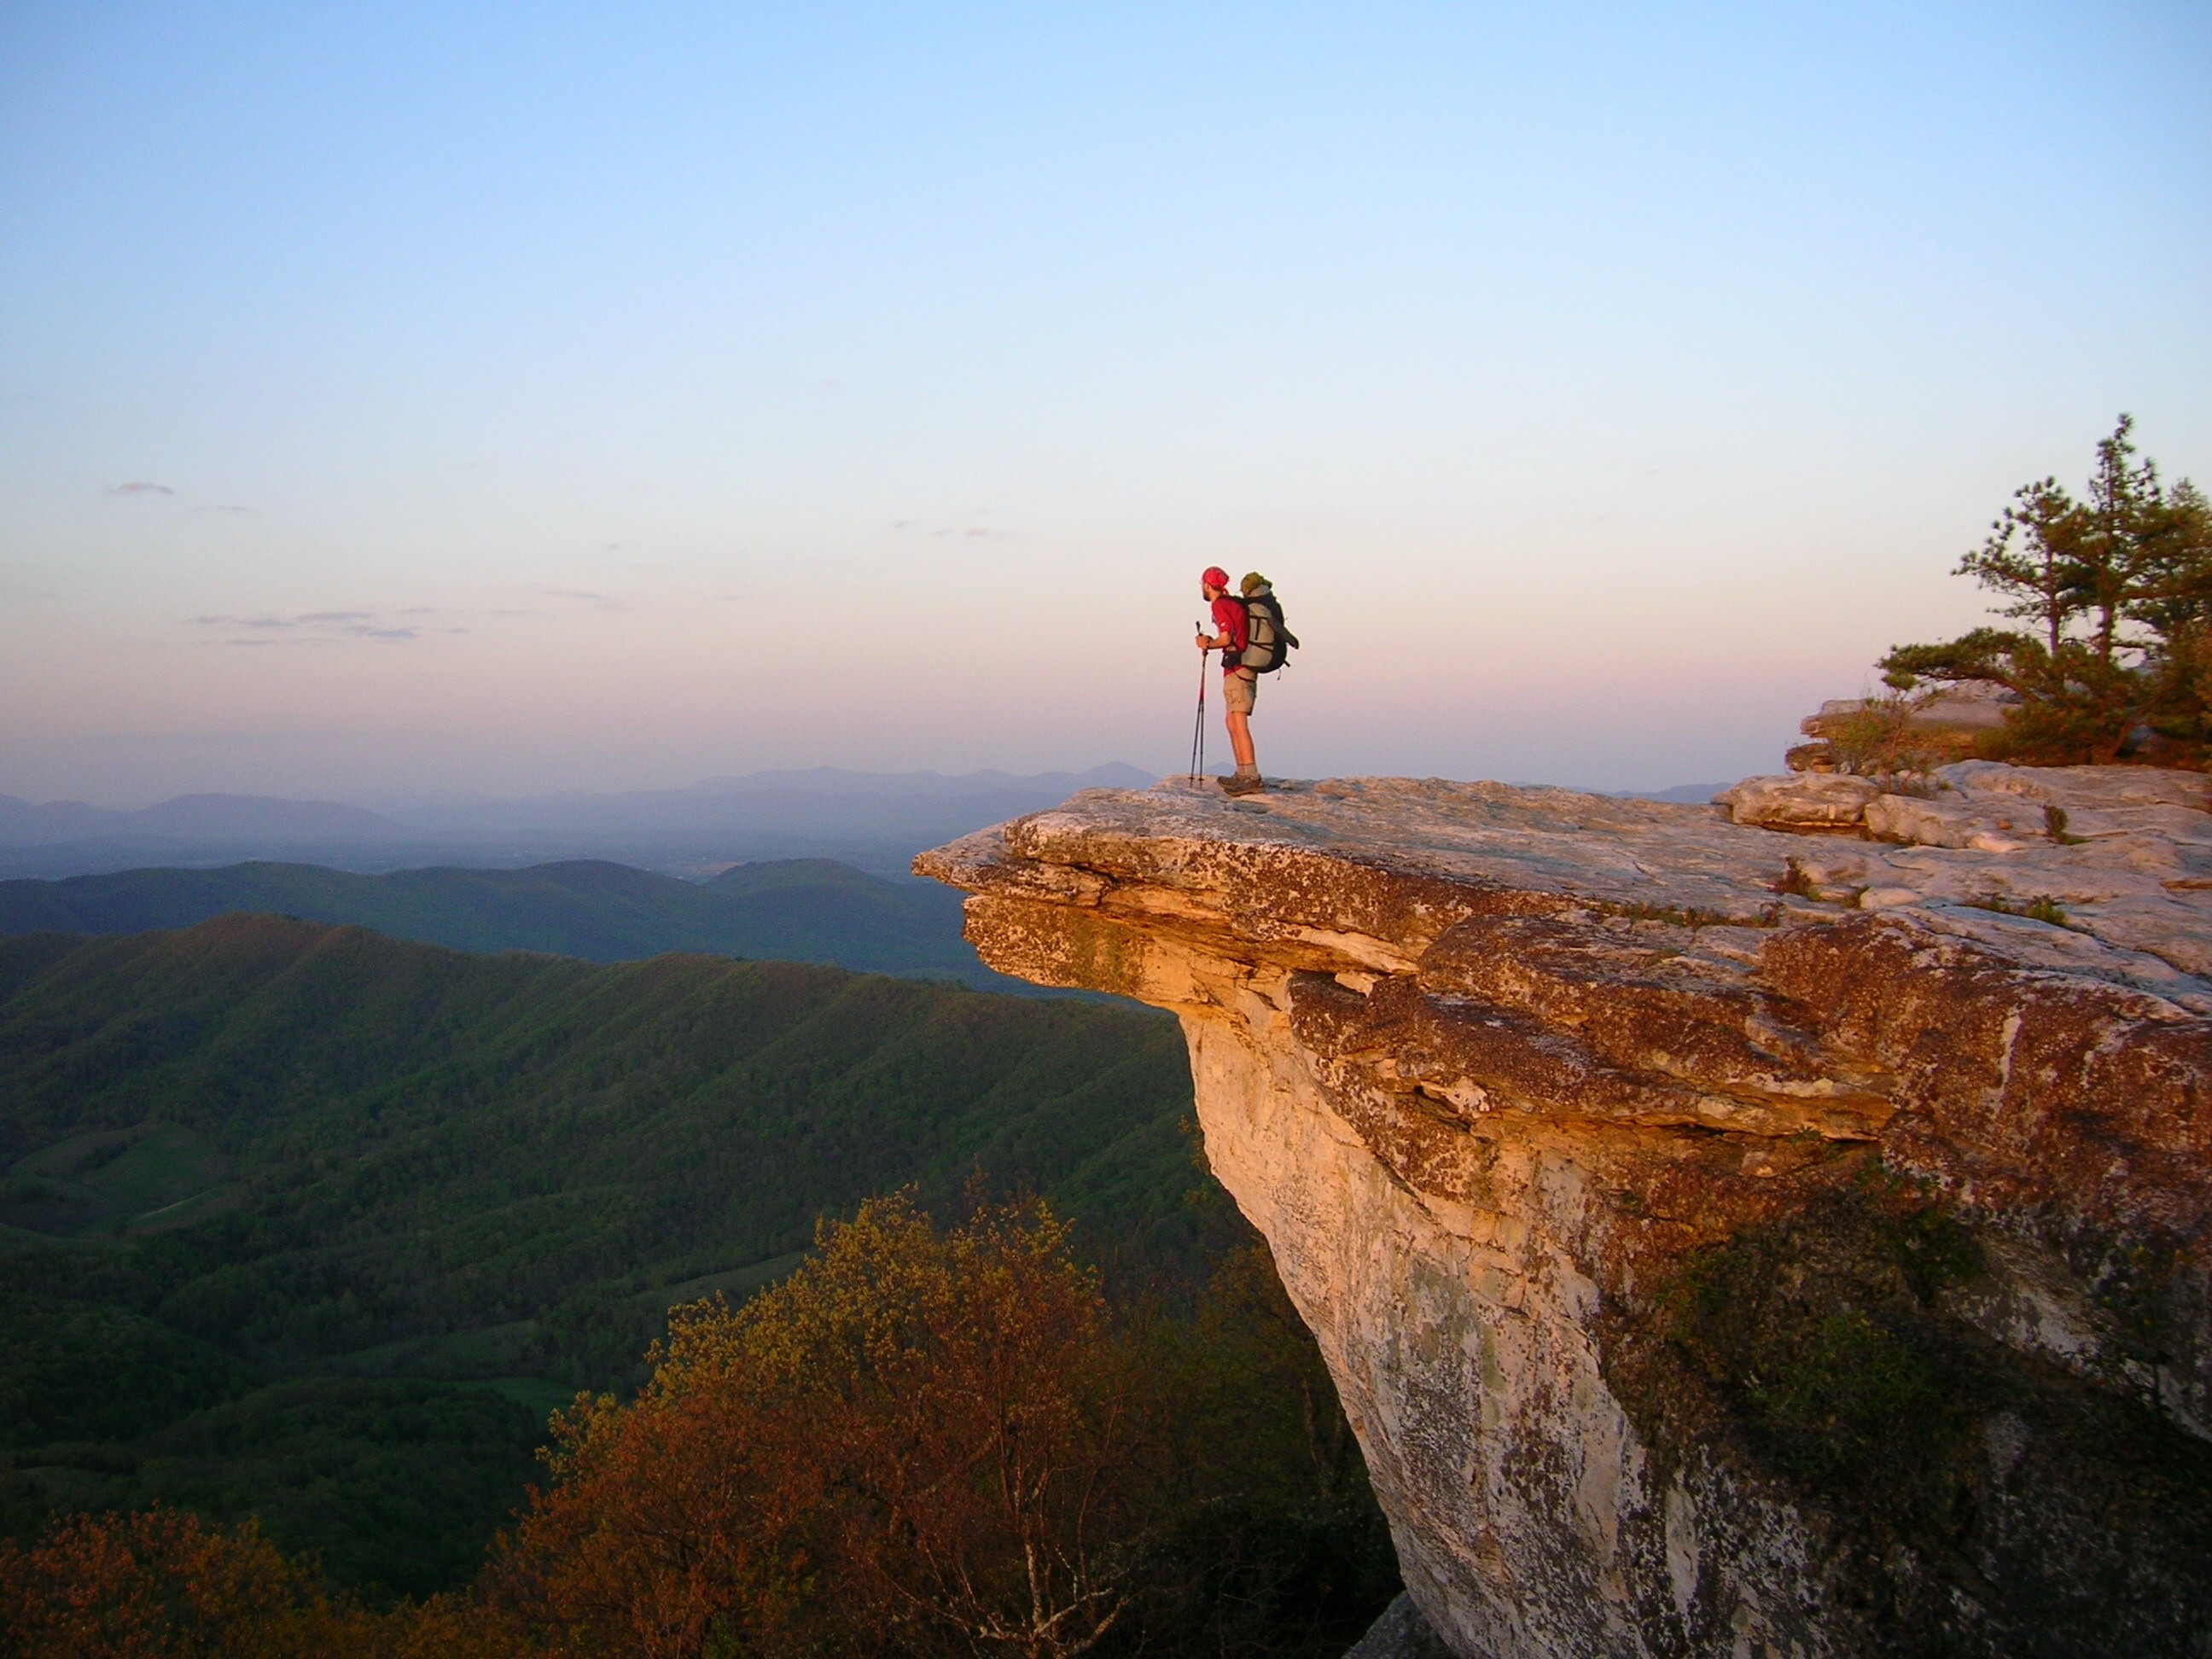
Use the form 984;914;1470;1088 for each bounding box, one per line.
1197;567;1265;795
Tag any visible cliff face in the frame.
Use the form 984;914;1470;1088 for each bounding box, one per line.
917;771;2212;1659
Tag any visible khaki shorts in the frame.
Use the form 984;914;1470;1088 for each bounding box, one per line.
1222;668;1257;715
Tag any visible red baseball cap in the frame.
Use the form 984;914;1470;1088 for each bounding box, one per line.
1201;566;1231;589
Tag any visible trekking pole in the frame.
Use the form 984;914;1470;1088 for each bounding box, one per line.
1189;628;1209;783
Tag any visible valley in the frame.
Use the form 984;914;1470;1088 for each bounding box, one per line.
0;915;1230;1598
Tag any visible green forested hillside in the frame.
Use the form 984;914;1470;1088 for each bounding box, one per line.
0;917;1216;1598
0;856;1017;986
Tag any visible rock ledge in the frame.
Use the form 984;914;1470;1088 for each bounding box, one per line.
920;770;2212;1658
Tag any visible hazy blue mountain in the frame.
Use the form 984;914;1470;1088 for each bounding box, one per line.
1615;782;1732;804
0;765;1158;879
0;792;406;847
376;763;1157;863
0;856;1027;987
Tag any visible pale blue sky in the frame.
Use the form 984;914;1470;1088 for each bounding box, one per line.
3;2;2207;802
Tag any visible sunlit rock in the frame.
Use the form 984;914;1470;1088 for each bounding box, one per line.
921;772;2212;1658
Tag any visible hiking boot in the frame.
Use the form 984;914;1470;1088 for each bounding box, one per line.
1219;773;1266;796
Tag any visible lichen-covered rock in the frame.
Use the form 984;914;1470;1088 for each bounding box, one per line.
1942;759;2212;814
1862;791;2041;851
919;773;2212;1658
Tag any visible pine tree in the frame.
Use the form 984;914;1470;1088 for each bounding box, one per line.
1880;416;2212;764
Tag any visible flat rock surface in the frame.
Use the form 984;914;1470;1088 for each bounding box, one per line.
925;767;2212;1008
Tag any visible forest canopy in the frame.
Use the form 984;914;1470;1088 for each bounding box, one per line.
0;917;1230;1598
0;1199;1400;1659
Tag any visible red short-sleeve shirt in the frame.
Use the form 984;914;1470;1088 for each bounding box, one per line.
1211;595;1249;668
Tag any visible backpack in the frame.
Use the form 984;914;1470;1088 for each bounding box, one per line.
1237;586;1300;674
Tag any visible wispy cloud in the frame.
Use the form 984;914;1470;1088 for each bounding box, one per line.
539;587;625;610
894;516;1013;541
196;503;254;515
106;481;174;497
187;610;425;643
183;593;625;648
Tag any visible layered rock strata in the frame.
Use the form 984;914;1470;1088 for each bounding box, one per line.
918;769;2212;1658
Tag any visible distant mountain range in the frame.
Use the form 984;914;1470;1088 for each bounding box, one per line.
377;764;1156;862
0;792;406;847
0;767;1732;882
1614;782;1731;804
0;764;1156;879
0;856;1033;990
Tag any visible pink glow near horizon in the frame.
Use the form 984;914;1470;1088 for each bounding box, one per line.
3;3;2204;805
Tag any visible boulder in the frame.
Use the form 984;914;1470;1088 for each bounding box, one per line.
1715;771;1878;828
1862;791;2040;852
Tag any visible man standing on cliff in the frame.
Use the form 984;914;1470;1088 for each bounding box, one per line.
1196;566;1264;795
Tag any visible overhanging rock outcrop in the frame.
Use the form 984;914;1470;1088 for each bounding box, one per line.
918;771;2212;1658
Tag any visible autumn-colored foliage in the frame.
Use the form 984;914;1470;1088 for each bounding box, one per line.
490;1194;1392;1657
0;1506;323;1659
4;1196;1394;1659
0;1506;534;1659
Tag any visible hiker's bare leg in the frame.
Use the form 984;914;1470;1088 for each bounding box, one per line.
1225;709;1256;771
